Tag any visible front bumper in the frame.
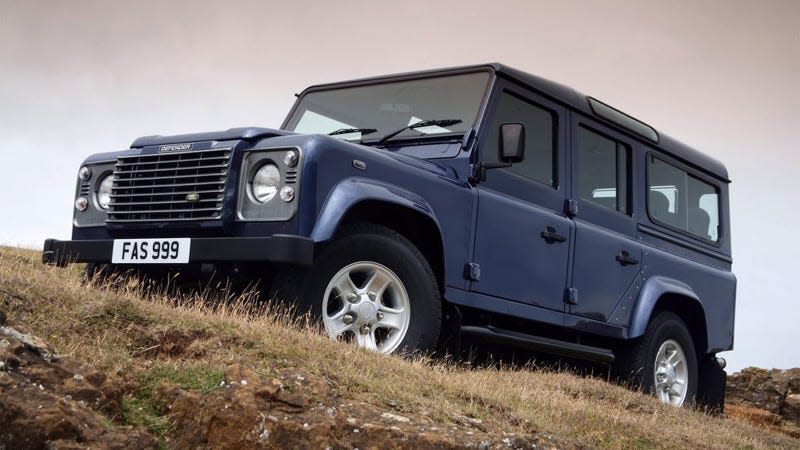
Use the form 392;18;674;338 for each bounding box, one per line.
42;235;314;267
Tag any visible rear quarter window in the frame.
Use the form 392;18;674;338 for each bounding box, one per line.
647;156;720;242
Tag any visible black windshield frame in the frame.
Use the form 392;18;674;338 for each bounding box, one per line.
281;68;495;146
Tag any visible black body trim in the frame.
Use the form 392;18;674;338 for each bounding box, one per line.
42;236;314;267
460;325;615;363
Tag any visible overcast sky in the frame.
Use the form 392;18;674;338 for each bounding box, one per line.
1;0;798;372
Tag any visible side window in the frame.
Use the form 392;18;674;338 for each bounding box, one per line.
648;156;720;242
577;126;630;214
485;91;556;187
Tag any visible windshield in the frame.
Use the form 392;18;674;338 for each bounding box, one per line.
284;72;491;143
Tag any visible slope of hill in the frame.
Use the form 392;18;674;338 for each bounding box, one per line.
0;246;796;449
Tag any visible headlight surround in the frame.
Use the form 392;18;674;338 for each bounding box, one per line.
96;174;114;209
250;163;281;203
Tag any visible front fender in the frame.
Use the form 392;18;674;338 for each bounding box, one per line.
629;276;706;339
310;177;440;243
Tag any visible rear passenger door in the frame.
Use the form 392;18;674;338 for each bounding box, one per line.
569;115;643;321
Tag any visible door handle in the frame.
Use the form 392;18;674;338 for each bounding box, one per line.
616;250;639;266
541;226;567;244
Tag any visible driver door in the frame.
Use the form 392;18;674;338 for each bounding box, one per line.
470;84;572;314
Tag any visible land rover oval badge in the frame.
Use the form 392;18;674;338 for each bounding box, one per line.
186;193;200;203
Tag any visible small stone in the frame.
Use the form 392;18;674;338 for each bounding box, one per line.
381;412;410;423
73;374;84;381
241;379;247;386
303;423;309;430
0;361;5;371
346;417;357;425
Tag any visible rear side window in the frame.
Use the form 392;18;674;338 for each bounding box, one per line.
577;126;630;214
647;156;720;242
484;91;556;187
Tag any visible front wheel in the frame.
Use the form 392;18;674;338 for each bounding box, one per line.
615;311;698;407
271;224;442;355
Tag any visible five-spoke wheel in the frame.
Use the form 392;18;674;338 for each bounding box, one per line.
270;223;442;355
615;311;698;407
323;262;411;353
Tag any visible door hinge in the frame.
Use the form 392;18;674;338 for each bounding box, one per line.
565;287;579;305
464;262;481;281
565;199;579;217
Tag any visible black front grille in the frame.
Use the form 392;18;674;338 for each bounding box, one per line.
107;149;231;223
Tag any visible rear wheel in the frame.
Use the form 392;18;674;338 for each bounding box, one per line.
615;311;698;407
271;223;442;354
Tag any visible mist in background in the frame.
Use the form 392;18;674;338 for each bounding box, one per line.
1;0;798;372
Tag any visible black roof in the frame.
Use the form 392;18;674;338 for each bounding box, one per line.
300;63;729;182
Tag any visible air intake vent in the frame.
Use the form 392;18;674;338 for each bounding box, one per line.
79;181;91;197
107;149;231;223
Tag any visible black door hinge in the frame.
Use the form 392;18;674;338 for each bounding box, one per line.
565;199;579;217
565;287;579;305
464;262;481;281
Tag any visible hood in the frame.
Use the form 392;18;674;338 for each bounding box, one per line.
130;127;293;149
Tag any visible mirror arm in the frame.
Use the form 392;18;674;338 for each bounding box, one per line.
473;161;512;183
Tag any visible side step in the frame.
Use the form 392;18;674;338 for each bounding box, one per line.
460;325;615;363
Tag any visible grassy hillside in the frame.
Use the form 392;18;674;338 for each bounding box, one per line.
0;245;795;449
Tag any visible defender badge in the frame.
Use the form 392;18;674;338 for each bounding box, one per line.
185;193;200;203
159;143;193;153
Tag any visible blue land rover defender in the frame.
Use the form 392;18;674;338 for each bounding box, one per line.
44;64;734;409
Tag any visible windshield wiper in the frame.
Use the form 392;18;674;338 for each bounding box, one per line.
328;128;378;136
374;119;463;146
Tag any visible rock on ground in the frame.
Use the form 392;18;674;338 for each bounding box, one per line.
727;367;800;438
0;326;156;450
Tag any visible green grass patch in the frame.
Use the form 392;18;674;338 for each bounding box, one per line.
121;362;224;438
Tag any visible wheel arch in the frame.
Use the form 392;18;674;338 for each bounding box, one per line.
629;276;710;355
310;177;446;291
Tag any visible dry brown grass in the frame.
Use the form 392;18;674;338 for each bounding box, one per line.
1;245;796;449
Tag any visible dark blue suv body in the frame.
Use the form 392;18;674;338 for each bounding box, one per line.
44;64;735;409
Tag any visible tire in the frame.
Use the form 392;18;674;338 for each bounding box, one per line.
270;223;442;355
615;311;698;407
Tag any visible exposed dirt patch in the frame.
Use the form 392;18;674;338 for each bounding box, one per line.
156;364;577;450
132;325;211;359
0;325;156;449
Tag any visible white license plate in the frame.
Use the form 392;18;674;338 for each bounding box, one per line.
112;238;191;264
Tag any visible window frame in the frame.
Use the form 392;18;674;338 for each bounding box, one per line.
576;124;632;216
645;153;723;246
480;88;560;190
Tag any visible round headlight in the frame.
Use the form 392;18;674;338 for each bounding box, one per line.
251;163;281;203
96;174;114;209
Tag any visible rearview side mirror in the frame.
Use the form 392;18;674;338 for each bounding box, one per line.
499;123;525;163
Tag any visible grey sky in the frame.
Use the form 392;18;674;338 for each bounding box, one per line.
1;0;798;372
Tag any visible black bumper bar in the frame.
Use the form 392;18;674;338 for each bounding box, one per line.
42;236;315;267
